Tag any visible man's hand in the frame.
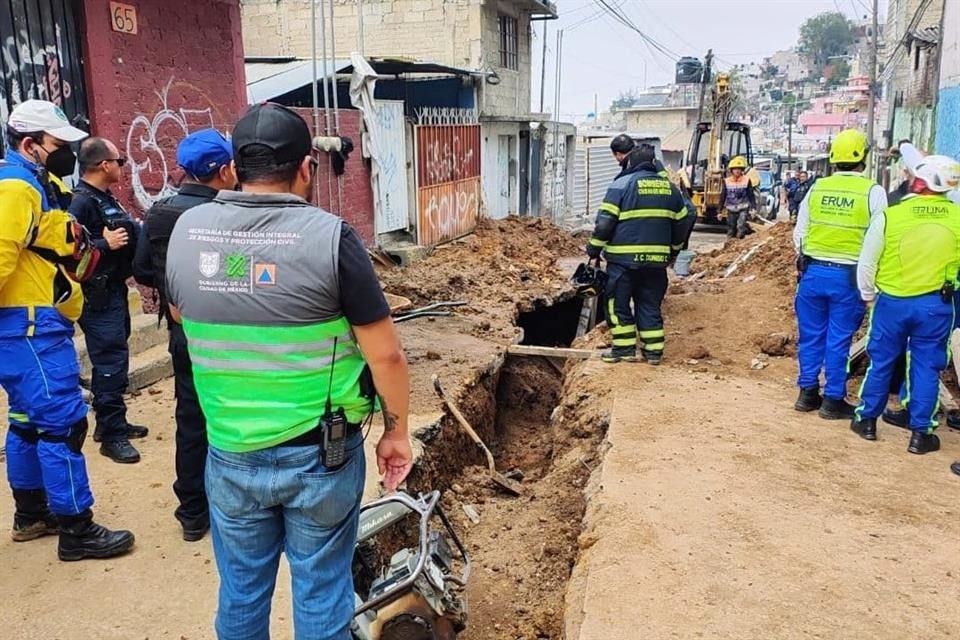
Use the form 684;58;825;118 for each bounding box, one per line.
586;244;602;260
103;227;129;250
376;431;413;492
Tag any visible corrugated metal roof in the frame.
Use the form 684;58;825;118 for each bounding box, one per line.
908;26;940;46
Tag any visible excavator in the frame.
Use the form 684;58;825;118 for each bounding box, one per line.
685;72;756;227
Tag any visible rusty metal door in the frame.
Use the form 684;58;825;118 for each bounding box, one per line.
0;0;89;150
414;109;481;247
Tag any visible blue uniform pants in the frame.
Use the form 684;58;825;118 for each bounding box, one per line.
894;291;960;409
795;262;866;400
0;331;94;516
856;293;954;433
79;283;131;441
605;263;668;356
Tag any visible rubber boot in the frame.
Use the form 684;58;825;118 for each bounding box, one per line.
794;387;822;412
11;489;59;542
907;432;940;455
882;408;909;429
818;397;857;420
850;416;877;441
602;347;639;364
57;510;135;562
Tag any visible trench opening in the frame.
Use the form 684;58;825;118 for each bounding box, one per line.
517;296;584;347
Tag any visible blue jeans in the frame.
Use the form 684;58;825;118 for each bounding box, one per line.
856;292;955;432
795;262;866;399
206;433;366;640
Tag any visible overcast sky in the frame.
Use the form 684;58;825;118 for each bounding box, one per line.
534;0;890;121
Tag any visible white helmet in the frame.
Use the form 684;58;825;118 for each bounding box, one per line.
913;155;960;193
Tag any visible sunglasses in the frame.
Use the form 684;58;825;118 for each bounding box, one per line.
103;157;127;167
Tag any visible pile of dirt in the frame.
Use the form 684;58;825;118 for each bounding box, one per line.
691;222;797;290
379;217;582;341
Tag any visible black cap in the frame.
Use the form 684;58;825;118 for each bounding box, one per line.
232;103;312;169
610;134;635;154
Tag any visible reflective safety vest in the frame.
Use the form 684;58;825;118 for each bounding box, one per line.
804;173;874;262
876;195;960;297
724;175;753;212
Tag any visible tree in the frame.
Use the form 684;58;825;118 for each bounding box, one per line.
798;12;855;75
825;59;851;87
610;90;638;111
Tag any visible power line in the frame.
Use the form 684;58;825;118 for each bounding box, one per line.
880;0;935;82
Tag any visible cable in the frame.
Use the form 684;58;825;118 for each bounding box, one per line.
880;0;935;82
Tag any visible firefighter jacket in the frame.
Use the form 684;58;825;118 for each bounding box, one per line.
588;164;689;267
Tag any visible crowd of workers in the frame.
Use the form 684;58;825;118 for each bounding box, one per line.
0;98;413;638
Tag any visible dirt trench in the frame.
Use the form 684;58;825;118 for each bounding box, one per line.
397;302;611;640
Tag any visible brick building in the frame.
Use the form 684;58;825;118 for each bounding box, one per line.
242;0;557;220
0;0;247;217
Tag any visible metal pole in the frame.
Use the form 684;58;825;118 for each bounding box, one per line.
553;29;563;216
310;0;320;136
866;0;879;174
538;20;548;113
318;0;333;135
357;0;365;56
329;0;341;132
787;102;794;171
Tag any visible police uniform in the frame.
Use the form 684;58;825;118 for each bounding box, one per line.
0;99;133;560
588;152;689;363
70;179;141;449
131;128;232;540
853;193;960;451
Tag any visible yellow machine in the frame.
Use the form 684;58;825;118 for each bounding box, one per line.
686;73;754;226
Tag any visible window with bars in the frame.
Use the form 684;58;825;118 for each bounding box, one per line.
499;14;518;71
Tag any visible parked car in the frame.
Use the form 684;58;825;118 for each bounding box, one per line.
757;169;780;220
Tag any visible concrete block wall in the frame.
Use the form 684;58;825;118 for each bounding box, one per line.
81;0;247;217
477;1;532;118
291;108;376;244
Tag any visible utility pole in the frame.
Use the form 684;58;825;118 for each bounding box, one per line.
866;0;879;175
539;21;548;113
696;50;713;125
787;101;794;171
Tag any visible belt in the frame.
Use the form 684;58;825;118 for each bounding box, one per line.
807;257;856;269
282;421;362;447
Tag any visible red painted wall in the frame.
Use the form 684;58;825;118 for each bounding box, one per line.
292;108;375;245
80;0;247;217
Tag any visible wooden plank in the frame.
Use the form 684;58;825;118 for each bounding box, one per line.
507;345;601;360
576;296;598;338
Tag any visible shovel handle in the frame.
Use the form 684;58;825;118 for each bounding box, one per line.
431;375;497;471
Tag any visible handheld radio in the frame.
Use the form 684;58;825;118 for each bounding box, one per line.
321;337;348;468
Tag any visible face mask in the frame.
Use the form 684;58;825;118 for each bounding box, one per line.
44;145;78;178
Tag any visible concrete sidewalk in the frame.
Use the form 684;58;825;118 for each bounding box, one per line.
565;367;960;639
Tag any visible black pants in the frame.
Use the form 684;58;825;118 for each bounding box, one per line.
79;283;131;441
606;263;669;356
169;322;208;529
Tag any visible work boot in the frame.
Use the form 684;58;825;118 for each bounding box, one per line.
850;416;878;441
94;423;149;442
947;411;960;430
182;522;210;543
908;432;940;455
794;386;822;412
100;440;141;464
819;397;857;420
882;408;910;429
951;461;960;477
57;510;135;561
11;489;59;542
645;352;663;366
602;347;639;364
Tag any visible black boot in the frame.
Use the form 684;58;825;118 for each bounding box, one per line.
908;432;940;455
11;489;59;542
100;439;141;464
951;461;960;476
850;416;877;441
602;347;639;364
58;510;135;561
794;387;822;412
125;423;149;440
819;397;856;420
882;408;909;429
947;411;960;430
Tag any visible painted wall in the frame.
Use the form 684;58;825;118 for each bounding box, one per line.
935;0;960;159
481;121;520;219
81;0;247;216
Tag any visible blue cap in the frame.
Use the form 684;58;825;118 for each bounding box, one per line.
176;128;233;179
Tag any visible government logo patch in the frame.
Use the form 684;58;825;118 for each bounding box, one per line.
198;252;220;278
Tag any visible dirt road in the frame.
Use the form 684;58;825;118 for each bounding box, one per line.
565;363;960;640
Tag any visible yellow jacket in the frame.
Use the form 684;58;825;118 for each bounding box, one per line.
0;156;84;336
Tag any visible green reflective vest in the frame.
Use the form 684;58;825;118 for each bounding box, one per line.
804;173;874;262
876;195;960;297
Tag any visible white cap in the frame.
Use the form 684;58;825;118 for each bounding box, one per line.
7;100;88;143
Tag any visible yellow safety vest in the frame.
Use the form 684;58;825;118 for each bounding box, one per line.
877;195;960;297
804;173;874;262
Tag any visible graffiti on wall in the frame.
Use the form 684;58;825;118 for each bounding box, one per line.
1;27;73;108
125;77;225;210
415;123;481;246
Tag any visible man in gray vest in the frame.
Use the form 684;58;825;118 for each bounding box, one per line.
165;103;413;639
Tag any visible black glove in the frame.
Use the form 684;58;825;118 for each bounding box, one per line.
586;244;602;259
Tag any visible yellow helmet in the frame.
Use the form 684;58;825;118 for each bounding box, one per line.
829;129;869;164
729;155;748;170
